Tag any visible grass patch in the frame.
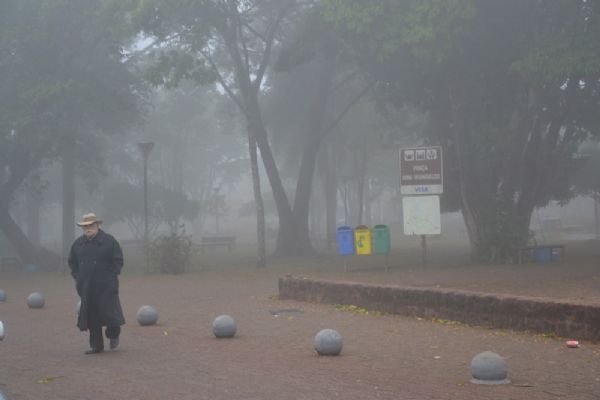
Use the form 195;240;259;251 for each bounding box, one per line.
333;304;383;316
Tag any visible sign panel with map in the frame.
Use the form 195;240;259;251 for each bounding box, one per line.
402;195;441;235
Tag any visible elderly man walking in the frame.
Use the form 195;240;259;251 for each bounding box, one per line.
68;213;125;354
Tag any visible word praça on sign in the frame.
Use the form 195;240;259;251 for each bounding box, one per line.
399;146;443;195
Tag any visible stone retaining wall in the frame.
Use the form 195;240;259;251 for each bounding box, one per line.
278;276;600;341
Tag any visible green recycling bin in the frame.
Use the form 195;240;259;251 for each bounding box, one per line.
372;224;391;254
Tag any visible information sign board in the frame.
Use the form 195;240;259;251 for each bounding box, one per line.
402;195;441;235
400;146;443;195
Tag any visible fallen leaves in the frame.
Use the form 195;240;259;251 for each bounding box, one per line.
37;376;63;384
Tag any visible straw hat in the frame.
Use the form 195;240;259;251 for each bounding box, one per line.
76;213;103;227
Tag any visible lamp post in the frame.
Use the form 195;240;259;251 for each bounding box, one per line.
137;142;154;247
213;187;220;237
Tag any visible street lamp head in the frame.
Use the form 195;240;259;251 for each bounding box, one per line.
137;142;155;160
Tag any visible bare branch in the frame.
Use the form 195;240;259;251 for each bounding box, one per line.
241;21;267;43
252;0;296;92
230;2;252;79
331;69;361;95
200;49;247;115
325;83;372;134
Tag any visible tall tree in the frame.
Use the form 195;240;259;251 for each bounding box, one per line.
265;9;375;245
132;85;247;234
0;0;145;266
573;146;600;240
323;0;600;262
133;0;313;261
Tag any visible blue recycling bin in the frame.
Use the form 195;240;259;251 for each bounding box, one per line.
336;226;355;255
534;246;552;263
24;264;40;273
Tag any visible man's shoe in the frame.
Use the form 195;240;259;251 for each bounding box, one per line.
84;348;104;355
109;337;119;350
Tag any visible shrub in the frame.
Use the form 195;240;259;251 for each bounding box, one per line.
148;227;194;274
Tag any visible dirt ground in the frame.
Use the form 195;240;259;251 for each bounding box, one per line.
1;239;600;400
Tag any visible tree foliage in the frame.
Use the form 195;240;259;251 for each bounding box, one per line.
322;0;600;262
573;146;600;197
101;181;200;238
0;0;146;264
132;0;315;262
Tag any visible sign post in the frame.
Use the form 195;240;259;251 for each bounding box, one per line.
400;146;443;266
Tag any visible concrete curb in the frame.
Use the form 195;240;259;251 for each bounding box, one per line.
278;276;600;341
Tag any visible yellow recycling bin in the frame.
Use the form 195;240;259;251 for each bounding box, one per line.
354;225;372;255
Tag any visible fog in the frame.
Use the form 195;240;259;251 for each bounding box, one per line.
1;1;599;268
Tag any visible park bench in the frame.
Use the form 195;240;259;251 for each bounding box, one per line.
200;236;236;252
1;256;20;272
120;239;145;248
512;244;566;264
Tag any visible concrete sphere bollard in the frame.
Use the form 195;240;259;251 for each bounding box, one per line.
470;351;509;385
212;315;237;338
314;329;343;356
27;292;45;309
0;320;5;341
136;305;159;326
0;289;6;302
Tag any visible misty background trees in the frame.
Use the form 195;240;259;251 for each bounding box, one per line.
1;0;599;267
1;0;145;267
322;0;600;261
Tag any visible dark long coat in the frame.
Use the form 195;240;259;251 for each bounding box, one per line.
68;229;125;331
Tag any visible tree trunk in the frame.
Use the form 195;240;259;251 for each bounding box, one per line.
25;183;41;247
459;186;481;261
217;1;305;257
62;138;76;266
0;157;40;265
0;207;37;264
364;178;372;226
292;137;319;255
246;98;311;257
248;129;267;268
451;86;568;262
292;58;336;256
318;142;338;248
594;192;599;240
355;139;368;225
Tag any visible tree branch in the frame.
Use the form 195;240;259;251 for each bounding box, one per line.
227;0;252;82
252;0;296;93
325;83;371;135
201;50;247;115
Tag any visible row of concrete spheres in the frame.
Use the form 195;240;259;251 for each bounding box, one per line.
0;288;509;385
135;306;345;355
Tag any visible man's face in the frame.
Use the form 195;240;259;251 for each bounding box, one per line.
81;223;99;239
